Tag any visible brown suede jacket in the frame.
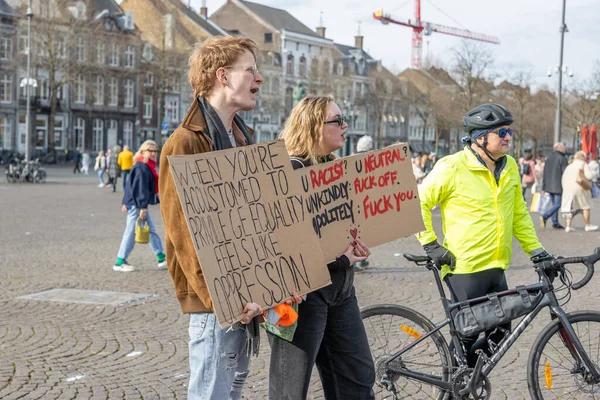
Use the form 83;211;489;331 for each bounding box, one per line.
159;98;252;314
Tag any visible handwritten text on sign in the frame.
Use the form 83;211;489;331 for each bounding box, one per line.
168;141;330;328
296;143;425;262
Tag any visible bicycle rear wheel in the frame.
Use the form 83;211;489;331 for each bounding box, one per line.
361;304;452;400
528;311;600;399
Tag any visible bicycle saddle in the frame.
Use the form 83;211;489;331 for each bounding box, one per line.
403;253;432;263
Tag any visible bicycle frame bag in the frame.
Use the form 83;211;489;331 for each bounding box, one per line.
454;285;543;338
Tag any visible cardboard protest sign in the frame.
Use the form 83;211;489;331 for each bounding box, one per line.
168;140;330;328
295;143;424;262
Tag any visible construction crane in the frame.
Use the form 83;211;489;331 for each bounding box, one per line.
374;0;500;69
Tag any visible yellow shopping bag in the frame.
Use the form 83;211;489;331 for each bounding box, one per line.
530;192;541;213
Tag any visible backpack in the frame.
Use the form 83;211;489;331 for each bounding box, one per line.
520;162;531;176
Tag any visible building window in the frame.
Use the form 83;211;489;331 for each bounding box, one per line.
75;74;85;104
124;45;135;68
0;74;12;103
95;76;104;105
107;119;118;148
18;34;27;54
272;77;280;93
92;119;104;151
38;78;49;100
75;117;85;149
0;116;11;149
35;115;47;148
76;37;85;61
336;62;344;76
124;79;134;108
144;73;153;87
0;37;12;60
108;78;118;106
299;56;306;77
264;33;272;43
165;97;179;123
143;95;152;119
96;41;105;64
54;116;64;149
123;120;133;148
286;54;294;75
109;43;119;66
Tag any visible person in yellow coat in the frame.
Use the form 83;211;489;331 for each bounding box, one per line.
417;103;553;367
117;144;134;190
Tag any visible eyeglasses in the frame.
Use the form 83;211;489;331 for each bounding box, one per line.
222;64;259;78
493;128;513;138
324;115;348;127
146;149;159;153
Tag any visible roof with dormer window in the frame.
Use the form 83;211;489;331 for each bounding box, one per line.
238;0;321;38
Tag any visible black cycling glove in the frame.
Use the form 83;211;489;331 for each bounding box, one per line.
423;241;456;270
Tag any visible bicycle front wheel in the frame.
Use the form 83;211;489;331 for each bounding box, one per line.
361;304;452;400
528;310;600;399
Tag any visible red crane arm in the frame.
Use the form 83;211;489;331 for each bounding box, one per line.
373;9;421;30
424;21;500;44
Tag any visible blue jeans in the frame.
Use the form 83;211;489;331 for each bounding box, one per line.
122;169;130;190
97;169;105;184
188;313;250;400
117;206;164;260
543;193;562;226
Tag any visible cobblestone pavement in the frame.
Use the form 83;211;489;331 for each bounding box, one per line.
1;167;600;399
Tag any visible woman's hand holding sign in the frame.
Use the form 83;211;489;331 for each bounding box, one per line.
345;238;370;266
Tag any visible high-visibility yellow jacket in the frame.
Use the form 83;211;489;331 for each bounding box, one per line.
417;147;542;278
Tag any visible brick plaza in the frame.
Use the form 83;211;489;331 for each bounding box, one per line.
1;167;600;399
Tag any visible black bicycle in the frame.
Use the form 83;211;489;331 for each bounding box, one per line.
361;248;600;399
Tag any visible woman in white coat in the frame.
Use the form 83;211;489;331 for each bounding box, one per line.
561;151;598;232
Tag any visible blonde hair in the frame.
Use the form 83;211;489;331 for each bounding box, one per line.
135;140;158;164
279;95;335;164
188;35;258;98
574;151;586;161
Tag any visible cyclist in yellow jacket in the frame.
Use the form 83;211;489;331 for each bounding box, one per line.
417;103;553;366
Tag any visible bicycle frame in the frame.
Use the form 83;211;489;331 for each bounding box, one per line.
382;262;600;391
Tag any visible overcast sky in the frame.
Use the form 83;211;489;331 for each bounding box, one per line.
189;0;599;89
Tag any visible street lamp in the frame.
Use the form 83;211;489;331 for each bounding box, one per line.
548;64;573;145
552;0;568;143
24;0;33;161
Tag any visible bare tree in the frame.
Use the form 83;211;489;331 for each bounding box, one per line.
450;40;495;113
21;0;94;158
528;89;556;155
501;71;533;157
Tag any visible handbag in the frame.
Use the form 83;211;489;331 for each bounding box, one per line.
454;286;543;338
592;183;600;199
135;218;150;243
577;168;593;190
530;192;541;213
538;193;552;215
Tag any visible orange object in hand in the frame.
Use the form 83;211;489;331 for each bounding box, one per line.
264;303;299;327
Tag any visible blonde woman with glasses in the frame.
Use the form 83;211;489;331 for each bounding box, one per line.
113;140;166;272
268;95;375;400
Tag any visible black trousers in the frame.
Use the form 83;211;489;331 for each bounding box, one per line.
445;268;511;366
268;268;375;400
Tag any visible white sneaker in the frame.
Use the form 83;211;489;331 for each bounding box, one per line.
98;183;104;187
585;225;599;232
113;263;136;272
565;226;573;232
157;260;168;270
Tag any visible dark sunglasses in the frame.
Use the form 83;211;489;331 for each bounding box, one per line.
147;149;159;153
493;128;513;138
324;115;347;127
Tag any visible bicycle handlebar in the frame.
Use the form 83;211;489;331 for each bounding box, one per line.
546;247;600;290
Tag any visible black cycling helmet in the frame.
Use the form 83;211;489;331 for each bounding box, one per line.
463;103;513;134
